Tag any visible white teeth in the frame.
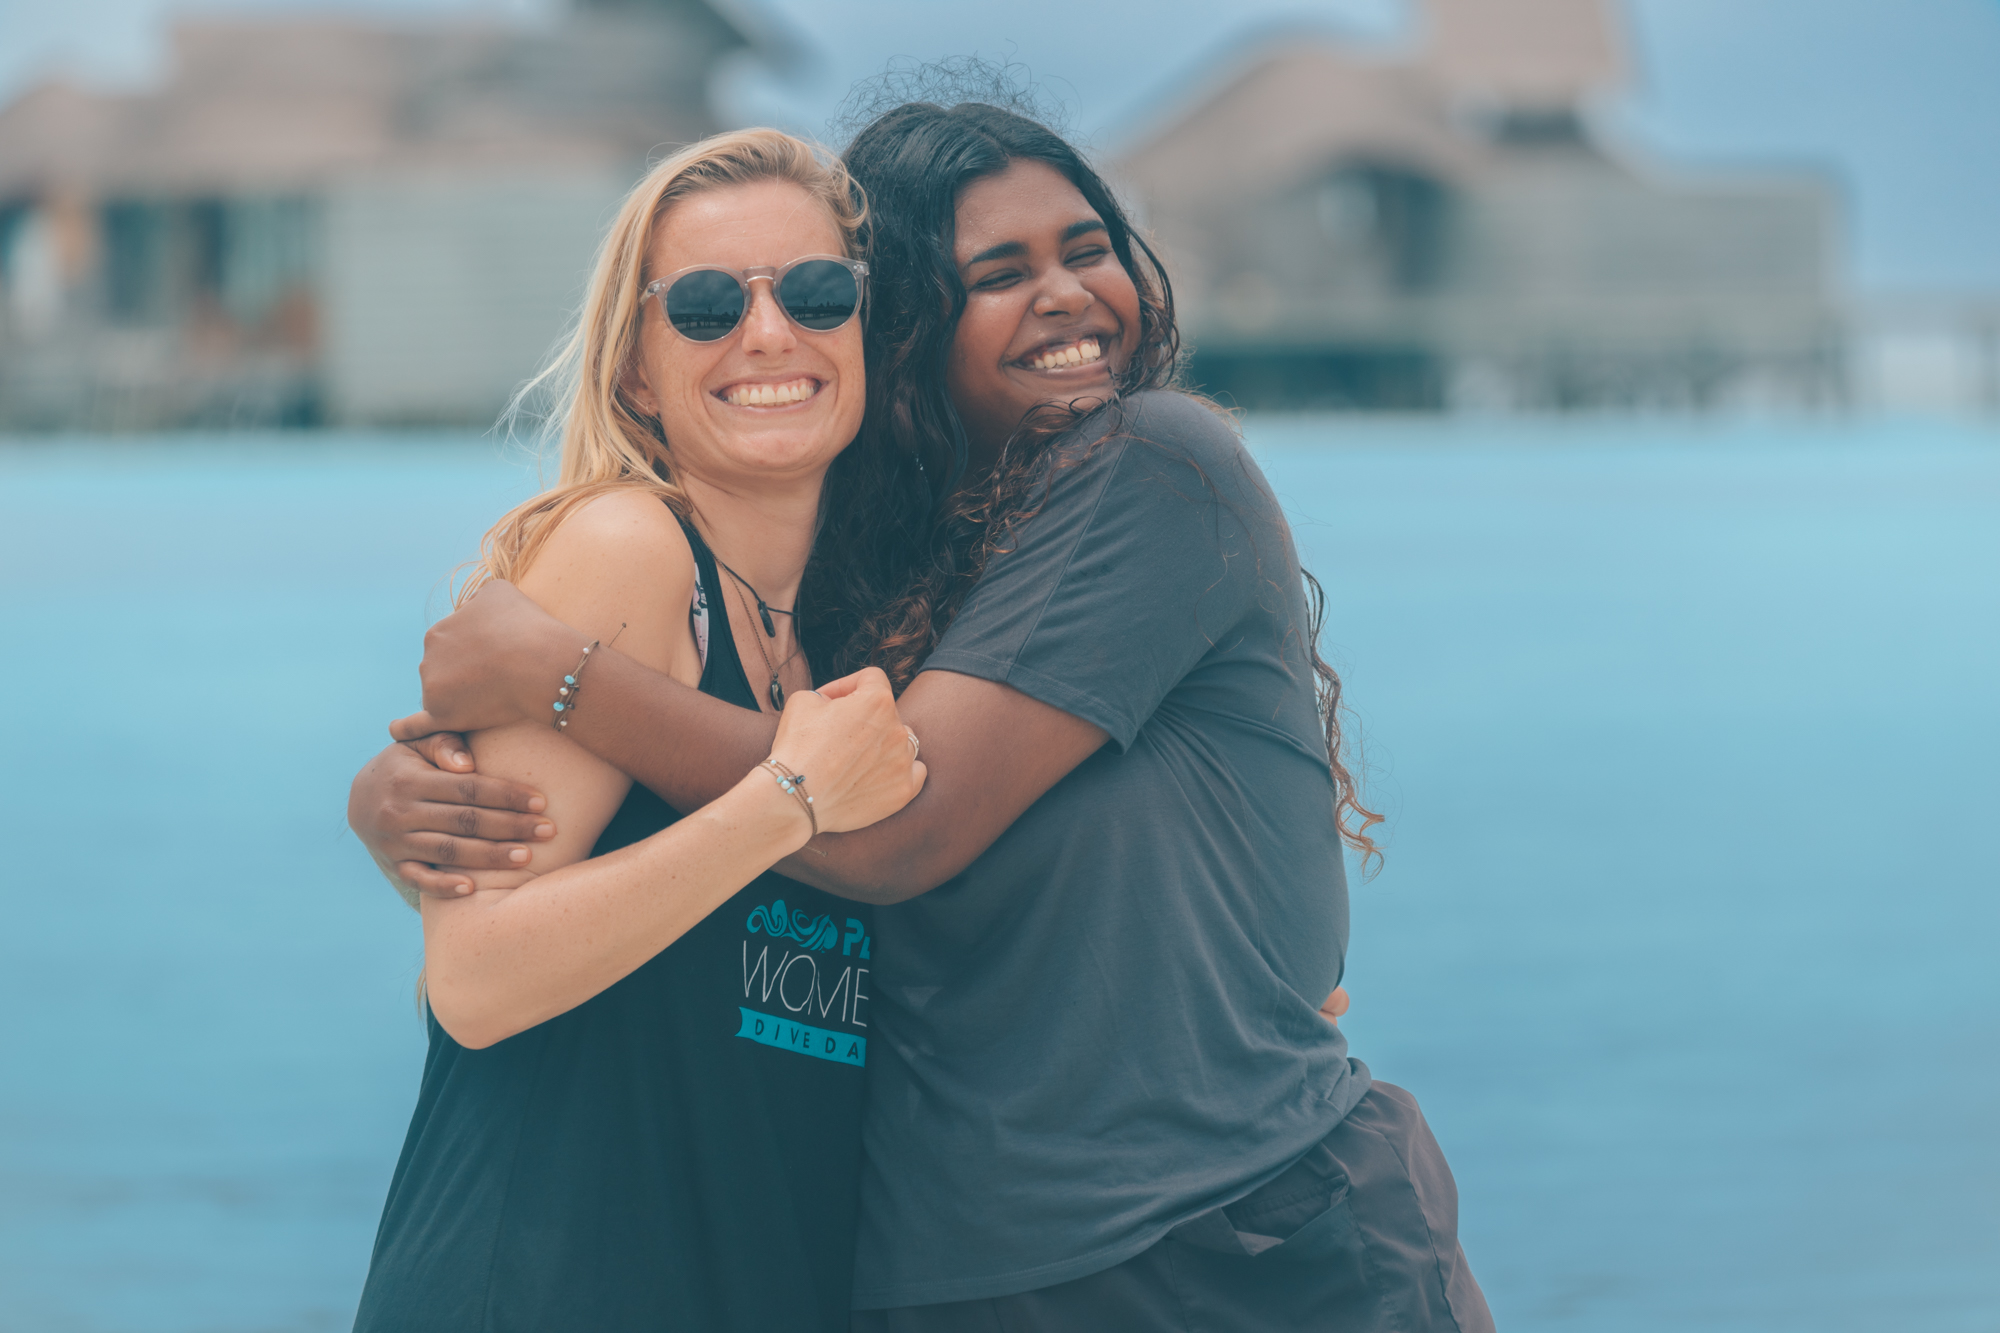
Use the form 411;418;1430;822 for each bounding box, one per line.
1029;338;1102;371
723;378;818;407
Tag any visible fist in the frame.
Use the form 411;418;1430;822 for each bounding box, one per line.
769;668;926;835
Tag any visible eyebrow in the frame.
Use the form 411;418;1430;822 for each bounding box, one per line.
964;240;1026;266
961;219;1109;268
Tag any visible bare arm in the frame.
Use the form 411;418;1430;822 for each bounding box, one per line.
390;580;1103;904
426;675;917;1048
557;646;1104;903
406;494;926;1047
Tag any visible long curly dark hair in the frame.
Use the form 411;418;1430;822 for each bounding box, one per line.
800;90;1382;863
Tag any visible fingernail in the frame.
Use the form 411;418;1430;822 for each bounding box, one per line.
453;883;472;896
508;848;530;864
534;823;555;839
528;796;547;813
449;751;470;767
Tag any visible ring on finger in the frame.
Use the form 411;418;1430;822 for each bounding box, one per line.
905;730;920;761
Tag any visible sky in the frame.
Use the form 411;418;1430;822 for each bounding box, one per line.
1;0;1995;294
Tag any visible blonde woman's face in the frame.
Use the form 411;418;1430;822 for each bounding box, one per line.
624;179;864;492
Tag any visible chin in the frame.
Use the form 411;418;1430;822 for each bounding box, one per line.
732;430;853;477
1032;375;1115;404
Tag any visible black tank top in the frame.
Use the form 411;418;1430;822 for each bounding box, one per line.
354;522;871;1333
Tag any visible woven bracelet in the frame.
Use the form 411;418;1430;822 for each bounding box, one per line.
760;758;817;837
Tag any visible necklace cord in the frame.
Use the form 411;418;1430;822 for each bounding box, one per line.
726;574;803;711
699;533;803;709
713;554;796;638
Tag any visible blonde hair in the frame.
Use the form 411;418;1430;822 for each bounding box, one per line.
463;129;867;600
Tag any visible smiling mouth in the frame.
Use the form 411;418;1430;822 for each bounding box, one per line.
1019;337;1104;373
717;377;822;408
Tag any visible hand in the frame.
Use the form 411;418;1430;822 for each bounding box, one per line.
1320;986;1349;1026
388;580;584;741
347;733;556;898
767;668;927;835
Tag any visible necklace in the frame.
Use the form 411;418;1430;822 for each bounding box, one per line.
722;566;804;711
712;554;798;639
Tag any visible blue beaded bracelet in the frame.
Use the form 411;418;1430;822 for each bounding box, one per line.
551;639;600;731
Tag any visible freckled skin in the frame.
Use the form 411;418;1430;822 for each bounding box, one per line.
947;160;1144;468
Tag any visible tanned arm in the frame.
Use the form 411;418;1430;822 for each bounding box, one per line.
548;637;1101;904
395;581;1101;904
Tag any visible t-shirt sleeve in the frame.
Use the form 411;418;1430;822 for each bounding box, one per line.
922;393;1273;750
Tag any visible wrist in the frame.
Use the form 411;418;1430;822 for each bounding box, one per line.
525;617;593;724
709;767;815;860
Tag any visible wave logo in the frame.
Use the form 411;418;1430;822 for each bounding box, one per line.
745;899;841;952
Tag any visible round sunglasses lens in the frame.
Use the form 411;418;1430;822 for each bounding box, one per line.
779;260;859;331
664;270;744;341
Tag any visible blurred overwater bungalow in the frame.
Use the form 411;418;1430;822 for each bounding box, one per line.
0;0;757;430
1112;0;1851;411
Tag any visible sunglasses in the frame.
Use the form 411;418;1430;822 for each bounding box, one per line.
644;255;869;343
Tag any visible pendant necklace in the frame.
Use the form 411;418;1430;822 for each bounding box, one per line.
715;555;802;711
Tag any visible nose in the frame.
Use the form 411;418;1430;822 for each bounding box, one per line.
1031;263;1095;319
737;275;797;354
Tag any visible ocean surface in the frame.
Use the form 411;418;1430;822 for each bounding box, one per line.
1;415;1995;1333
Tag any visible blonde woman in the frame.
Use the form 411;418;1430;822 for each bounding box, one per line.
350;131;924;1332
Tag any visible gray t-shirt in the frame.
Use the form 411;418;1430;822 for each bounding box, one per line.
851;390;1369;1307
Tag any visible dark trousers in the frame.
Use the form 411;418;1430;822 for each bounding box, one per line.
853;1083;1493;1333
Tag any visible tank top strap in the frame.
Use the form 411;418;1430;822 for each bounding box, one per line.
673;515;762;713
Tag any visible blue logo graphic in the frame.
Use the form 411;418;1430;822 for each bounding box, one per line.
745;899;840;952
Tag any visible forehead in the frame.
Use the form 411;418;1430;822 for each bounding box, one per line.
649;178;842;272
953;159;1099;261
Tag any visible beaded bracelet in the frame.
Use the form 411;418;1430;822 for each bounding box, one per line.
551;639;600;731
760;758;817;837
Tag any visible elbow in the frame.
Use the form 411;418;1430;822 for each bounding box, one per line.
863;873;938;906
827;846;960;905
424;980;524;1051
794;822;973;904
446;1024;509;1053
879;834;976;901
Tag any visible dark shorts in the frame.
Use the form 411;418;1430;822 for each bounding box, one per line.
853;1082;1493;1333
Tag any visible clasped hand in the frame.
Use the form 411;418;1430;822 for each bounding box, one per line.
349;581;924;894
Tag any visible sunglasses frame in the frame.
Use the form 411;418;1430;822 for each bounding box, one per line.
643;255;870;343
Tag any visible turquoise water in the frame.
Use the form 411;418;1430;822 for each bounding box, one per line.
1;417;1995;1332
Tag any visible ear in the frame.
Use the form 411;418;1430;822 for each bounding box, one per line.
618;352;660;422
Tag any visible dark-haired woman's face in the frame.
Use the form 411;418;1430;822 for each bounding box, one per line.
947;159;1142;464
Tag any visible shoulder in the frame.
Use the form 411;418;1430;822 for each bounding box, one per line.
1114;389;1243;462
517;486;695;600
1051;391;1251;487
1089;391;1273;514
512;484;701;681
534;487;690;569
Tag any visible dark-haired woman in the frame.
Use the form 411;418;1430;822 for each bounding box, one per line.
350;100;1492;1330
